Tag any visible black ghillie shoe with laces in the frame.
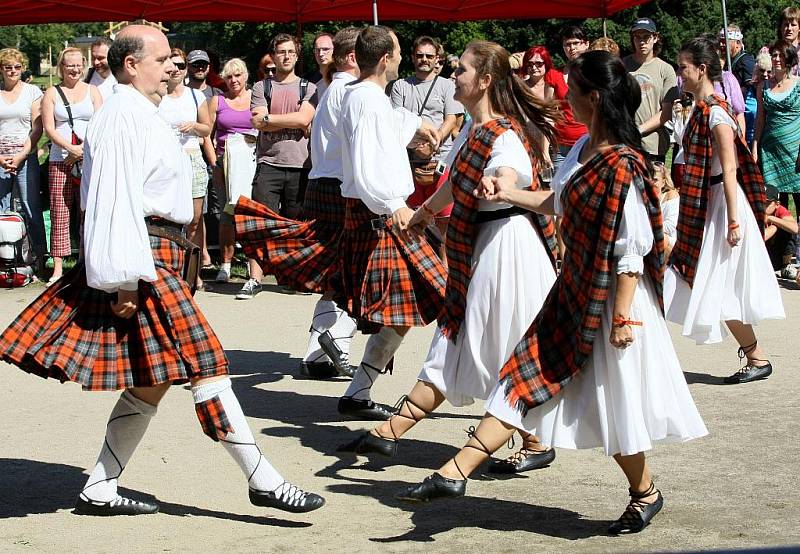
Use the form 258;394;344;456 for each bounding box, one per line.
249;482;325;513
318;330;356;377
488;446;556;474
395;472;466;502
607;482;663;535
74;495;159;516
724;341;773;384
337;395;431;457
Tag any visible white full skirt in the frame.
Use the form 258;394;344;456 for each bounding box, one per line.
663;183;785;344
486;272;708;457
418;214;557;407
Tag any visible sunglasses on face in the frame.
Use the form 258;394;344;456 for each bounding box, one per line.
2;65;23;71
173;62;187;70
190;62;209;69
528;61;545;68
415;53;436;60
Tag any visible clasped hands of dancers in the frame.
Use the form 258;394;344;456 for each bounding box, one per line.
0;24;783;539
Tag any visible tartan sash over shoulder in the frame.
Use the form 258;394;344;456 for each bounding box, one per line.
438;118;557;340
671;94;767;287
498;146;665;412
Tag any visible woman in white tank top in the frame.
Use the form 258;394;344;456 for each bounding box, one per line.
41;47;102;283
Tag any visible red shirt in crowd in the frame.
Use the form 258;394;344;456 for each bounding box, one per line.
546;68;588;148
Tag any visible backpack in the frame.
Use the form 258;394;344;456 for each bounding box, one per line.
261;77;310;112
0;212;33;288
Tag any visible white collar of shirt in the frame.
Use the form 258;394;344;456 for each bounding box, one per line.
332;71;357;83
114;84;158;115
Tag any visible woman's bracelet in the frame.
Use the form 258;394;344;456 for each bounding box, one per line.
612;316;643;328
728;221;740;230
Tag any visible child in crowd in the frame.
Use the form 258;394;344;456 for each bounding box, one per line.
764;184;799;278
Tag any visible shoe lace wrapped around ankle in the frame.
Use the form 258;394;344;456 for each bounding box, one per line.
272;482;309;506
614;482;657;530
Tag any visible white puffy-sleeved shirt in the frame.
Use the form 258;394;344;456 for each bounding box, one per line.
81;85;193;293
309;71;357;181
445;124;533;212
551;135;654;274
339;80;421;215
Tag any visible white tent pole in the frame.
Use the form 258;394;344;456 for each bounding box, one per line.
373;0;379;25
722;0;732;71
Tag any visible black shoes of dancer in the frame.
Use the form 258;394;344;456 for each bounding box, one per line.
299;360;355;379
249;482;325;513
318;330;357;378
74;495;159;516
337;397;394;420
395;473;467;502
488;446;556;474
337;431;398;457
607;482;663;535
724;342;773;384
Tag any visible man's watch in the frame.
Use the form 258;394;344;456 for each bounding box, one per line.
262;113;270;125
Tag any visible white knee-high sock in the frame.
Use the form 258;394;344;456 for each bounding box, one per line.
191;378;283;492
303;299;339;363
80;390;157;503
344;327;404;401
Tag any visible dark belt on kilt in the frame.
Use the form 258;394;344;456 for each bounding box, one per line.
709;174;723;185
475;205;529;224
363;214;390;231
144;217;200;295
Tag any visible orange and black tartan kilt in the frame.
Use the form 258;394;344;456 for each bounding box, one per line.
234;178;345;293
0;235;228;391
334;198;447;333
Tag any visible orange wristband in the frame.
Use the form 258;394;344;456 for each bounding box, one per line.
728;222;739;230
612;316;643;328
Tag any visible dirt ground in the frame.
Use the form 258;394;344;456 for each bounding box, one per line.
0;277;798;553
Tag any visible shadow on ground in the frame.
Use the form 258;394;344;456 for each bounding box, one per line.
0;458;309;527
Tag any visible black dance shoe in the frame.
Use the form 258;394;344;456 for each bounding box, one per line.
723;362;772;384
249;482;325;513
337;397;394;421
337;431;398;457
74;495;159;516
318;331;355;377
396;473;466;502
607;483;663;535
488;447;556;474
299;361;339;379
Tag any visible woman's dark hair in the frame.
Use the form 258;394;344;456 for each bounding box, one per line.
464;40;561;162
567;50;644;154
679;36;723;83
769;39;799;70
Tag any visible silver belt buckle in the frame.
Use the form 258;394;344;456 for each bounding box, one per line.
370;217;386;231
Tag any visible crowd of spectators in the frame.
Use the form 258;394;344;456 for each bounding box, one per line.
2;8;800;289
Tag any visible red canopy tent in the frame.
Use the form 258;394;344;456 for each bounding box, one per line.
3;0;651;26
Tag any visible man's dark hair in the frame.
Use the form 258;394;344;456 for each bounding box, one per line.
108;35;145;79
412;35;438;53
91;36;114;50
333;27;360;69
355;26;395;73
560;25;589;43
270;33;301;55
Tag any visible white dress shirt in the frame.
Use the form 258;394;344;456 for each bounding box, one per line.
89;71;117;101
81;84;192;293
309;71;357;180
339;80;421;215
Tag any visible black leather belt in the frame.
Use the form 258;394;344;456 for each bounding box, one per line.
710;174;723;185
475;206;529;223
145;216;184;231
368;215;389;231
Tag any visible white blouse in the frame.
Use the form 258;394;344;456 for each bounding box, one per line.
339;81;421;215
552;135;654;274
157;87;204;150
446;124;533;212
661;195;679;249
81;85;192;292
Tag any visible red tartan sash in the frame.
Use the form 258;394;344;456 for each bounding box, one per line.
438;118;557;340
671;94;767;287
498;145;665;412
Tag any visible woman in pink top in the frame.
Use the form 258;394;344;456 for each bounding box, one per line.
204;58;254;282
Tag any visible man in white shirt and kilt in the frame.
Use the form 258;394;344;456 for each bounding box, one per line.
0;25;324;516
332;26;447;420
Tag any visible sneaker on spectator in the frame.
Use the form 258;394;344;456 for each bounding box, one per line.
236;278;262;300
215;268;230;283
780;264;798;280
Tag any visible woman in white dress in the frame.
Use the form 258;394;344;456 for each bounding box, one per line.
397;50;707;536
339;40;560;474
665;37;784;383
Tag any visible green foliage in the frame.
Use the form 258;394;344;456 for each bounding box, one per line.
5;0;800;77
